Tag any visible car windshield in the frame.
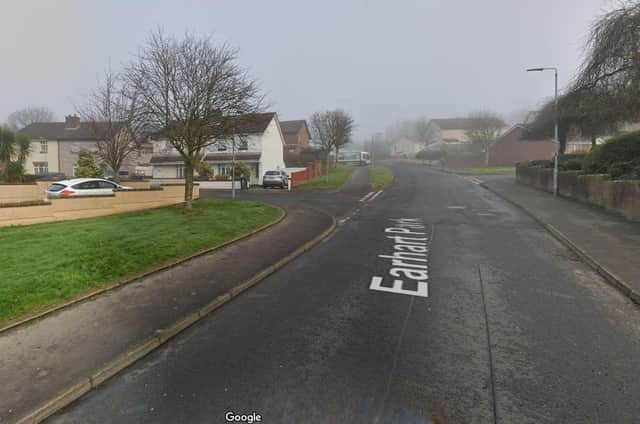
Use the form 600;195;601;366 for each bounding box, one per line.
265;171;279;175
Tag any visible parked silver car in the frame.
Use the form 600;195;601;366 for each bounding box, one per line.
262;170;289;189
45;178;132;199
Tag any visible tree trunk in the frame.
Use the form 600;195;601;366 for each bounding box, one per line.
325;155;330;184
591;134;597;148
184;162;194;210
484;141;490;167
335;147;339;166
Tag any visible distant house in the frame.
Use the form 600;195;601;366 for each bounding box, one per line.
280;120;311;155
489;125;555;166
18;115;146;177
149;112;286;185
425;118;475;145
391;137;423;158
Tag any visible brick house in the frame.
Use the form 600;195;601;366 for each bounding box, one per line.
19;115;148;177
489;125;556;166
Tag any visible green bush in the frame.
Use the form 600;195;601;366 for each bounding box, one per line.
582;131;640;178
196;162;213;181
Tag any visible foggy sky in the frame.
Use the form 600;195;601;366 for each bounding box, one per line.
0;0;612;139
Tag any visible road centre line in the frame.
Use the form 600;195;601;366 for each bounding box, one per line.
368;190;383;202
360;192;375;202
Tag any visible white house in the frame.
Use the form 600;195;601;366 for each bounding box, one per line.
391;137;423;157
150;112;286;185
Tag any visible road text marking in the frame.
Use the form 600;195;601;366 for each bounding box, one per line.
369;218;432;298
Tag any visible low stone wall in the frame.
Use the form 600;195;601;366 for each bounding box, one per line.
516;165;640;222
0;184;199;228
0;181;50;203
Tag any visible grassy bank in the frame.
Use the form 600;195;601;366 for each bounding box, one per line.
368;165;394;189
0;199;281;322
296;165;354;189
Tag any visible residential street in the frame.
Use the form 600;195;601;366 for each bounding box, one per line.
48;163;640;424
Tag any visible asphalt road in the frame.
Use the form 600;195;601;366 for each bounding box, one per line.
48;164;640;424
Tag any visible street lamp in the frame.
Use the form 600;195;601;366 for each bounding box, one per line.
527;67;559;196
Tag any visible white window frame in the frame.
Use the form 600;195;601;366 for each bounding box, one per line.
33;162;48;176
177;165;185;179
40;140;48;154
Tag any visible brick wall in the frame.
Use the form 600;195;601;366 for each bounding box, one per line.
516;165;640;222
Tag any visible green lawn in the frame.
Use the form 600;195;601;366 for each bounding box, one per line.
0;199;281;322
463;166;516;174
296;165;354;189
368;165;394;189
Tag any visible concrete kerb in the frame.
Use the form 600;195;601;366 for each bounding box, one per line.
480;182;640;306
14;211;338;424
0;206;287;335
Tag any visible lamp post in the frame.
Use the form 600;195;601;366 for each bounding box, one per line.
527;67;559;196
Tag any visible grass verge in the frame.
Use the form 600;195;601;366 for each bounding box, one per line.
0;199;281;322
463;166;515;174
368;165;394;189
296;165;354;189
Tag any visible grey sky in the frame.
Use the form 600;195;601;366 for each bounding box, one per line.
0;0;612;139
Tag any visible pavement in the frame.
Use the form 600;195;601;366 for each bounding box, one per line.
0;167;373;424
45;163;640;424
479;174;640;304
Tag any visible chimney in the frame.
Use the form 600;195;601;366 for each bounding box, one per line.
65;114;81;129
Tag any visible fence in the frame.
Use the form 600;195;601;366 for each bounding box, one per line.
289;161;324;188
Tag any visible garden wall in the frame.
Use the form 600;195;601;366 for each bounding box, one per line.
0;181;50;203
516;165;640;222
0;185;199;228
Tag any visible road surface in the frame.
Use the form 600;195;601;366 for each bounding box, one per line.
49;163;640;424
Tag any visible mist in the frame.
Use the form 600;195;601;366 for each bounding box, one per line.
0;0;611;139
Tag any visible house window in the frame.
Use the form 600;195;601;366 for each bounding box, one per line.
40;140;48;153
33;162;48;176
177;165;185;179
218;164;232;177
217;144;227;151
238;139;248;151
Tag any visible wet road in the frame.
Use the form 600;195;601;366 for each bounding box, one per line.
49;164;640;423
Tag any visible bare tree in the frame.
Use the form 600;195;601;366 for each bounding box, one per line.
414;117;431;147
332;109;354;165
78;69;146;183
7;107;56;131
126;29;262;209
465;110;506;166
310;109;354;182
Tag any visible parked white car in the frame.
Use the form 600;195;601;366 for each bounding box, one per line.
45;178;132;199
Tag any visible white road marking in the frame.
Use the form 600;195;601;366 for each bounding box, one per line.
369;218;433;299
447;206;466;210
368;190;383;202
369;276;429;297
360;192;375;202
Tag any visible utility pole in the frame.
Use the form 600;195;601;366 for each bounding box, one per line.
527;67;559;196
231;135;236;200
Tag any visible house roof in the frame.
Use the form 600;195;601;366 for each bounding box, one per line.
430;118;476;131
279;120;310;138
150;152;261;164
19;122;102;140
228;112;276;134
